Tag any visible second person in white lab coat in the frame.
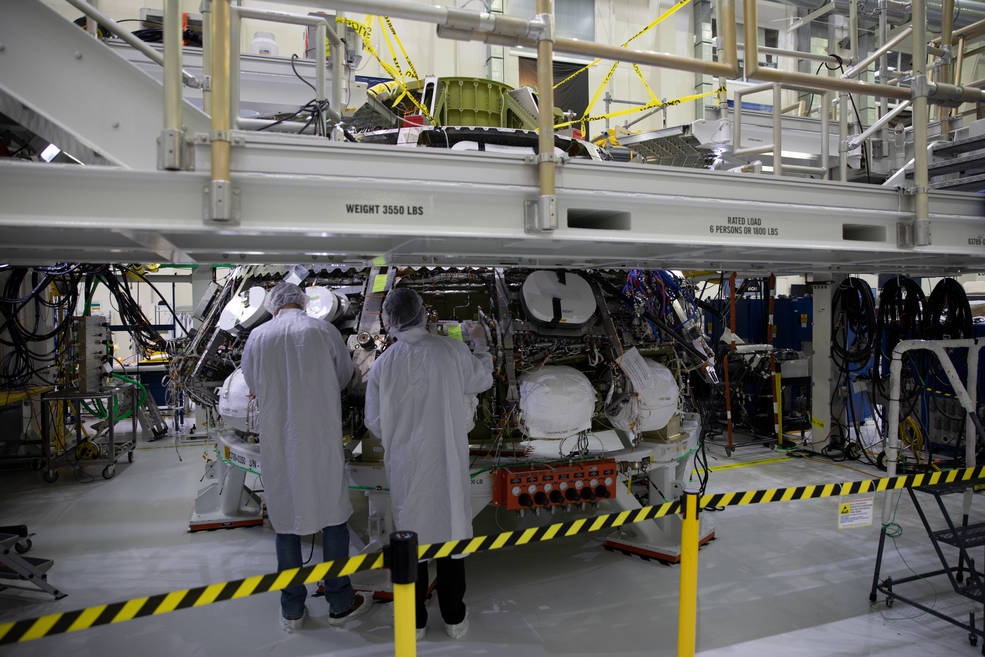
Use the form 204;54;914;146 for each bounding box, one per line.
241;281;369;633
364;287;493;640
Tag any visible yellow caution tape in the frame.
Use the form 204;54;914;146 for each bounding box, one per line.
322;17;374;59
339;16;373;40
576;61;620;131
923;386;958;400
378;16;405;82
6;464;983;645
556;85;725;129
384;16;418;81
553;0;693;91
357;37;434;122
633;64;658;102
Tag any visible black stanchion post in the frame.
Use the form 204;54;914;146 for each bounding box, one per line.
389;531;418;657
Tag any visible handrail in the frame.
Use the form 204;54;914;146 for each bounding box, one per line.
229;6;343;126
848;100;910;149
63;0;200;88
840;26;912;79
737;43;841;66
193;0;980;234
732;82;829;179
742;0;909;101
883;338;984;526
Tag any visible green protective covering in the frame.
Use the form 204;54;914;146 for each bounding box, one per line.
437;77;512;127
365;77;539;129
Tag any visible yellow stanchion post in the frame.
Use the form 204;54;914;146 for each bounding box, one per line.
677;490;699;657
389;531;418;657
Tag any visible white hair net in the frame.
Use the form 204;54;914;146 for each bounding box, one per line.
264;281;308;314
382;288;426;331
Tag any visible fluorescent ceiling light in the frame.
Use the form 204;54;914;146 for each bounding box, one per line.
40;143;61;162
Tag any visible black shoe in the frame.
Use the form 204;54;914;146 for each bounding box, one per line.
327;593;370;625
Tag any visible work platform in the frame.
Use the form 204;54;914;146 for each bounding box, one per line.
1;0;983;273
1;144;983;273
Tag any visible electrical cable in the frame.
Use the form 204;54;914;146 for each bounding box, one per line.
121;266;189;336
925;277;973;340
290;54;318;94
832;277;877;373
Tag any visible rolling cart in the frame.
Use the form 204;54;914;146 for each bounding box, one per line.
40;386;138;482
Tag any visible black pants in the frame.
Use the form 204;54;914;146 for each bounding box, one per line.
416;557;466;628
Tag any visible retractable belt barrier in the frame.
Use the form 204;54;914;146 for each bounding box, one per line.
4;465;985;645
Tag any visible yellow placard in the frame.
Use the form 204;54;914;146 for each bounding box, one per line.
811;416;825;430
372;274;387;293
447;325;463;341
372;255;386;266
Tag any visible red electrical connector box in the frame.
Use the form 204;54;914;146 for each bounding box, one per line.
491;459;618;510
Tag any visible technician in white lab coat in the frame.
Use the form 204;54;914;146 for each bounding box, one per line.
241;281;368;632
364;287;493;640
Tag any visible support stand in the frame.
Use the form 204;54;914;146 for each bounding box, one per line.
870;483;985;652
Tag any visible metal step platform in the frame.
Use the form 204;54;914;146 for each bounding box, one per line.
934;133;985;157
0;533;65;600
934;522;985;549
932;172;985;192
870;486;985;652
907;151;985;179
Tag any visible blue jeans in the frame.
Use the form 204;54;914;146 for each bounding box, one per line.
275;524;354;619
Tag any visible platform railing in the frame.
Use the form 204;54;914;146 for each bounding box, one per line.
168;0;983;236
733;81;831;178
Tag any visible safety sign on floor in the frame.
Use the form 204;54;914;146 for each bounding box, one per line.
837;497;874;530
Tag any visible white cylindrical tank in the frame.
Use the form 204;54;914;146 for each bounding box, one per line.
518;365;596;439
217;368;254;432
217;286;267;331
305;286;349;323
607;359;678;435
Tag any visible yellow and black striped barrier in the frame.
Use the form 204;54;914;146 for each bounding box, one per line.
4;465;985;645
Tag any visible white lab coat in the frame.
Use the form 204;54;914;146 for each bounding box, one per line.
241;308;354;535
364;327;493;545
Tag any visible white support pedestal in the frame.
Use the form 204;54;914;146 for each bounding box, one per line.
188;430;264;531
604;414;716;563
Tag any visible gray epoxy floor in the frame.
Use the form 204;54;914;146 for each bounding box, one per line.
1;430;983;656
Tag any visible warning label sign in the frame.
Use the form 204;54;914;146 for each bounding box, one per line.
838;497;874;530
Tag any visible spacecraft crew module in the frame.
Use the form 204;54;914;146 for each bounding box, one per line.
178;265;718;560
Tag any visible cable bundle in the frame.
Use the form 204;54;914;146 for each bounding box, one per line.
1;264;187;390
0;265;84;387
255;55;353;139
874;276;926;377
925;278;973;340
832;277;877;373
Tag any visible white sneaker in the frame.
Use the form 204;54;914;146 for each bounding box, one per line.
326;592;371;626
416;626;426;641
444;613;469;640
280;607;307;633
